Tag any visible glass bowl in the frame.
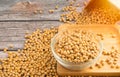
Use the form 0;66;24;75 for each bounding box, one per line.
51;32;103;70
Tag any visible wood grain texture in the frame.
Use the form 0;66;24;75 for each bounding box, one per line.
0;0;88;50
0;0;87;20
0;21;61;50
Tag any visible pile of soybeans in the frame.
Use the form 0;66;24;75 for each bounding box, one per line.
0;0;120;77
55;30;100;63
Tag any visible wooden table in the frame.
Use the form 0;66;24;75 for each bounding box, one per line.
0;0;88;51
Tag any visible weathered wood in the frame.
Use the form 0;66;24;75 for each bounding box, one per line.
0;0;86;20
0;0;88;50
0;21;61;50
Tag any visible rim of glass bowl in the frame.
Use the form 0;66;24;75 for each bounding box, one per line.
51;32;103;65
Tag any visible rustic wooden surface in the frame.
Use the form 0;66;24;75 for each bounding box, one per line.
0;0;89;51
0;21;62;50
0;0;87;20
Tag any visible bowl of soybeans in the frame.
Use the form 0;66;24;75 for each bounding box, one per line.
51;29;103;70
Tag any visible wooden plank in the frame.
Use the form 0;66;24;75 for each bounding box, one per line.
0;21;61;50
0;0;87;20
0;41;24;50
